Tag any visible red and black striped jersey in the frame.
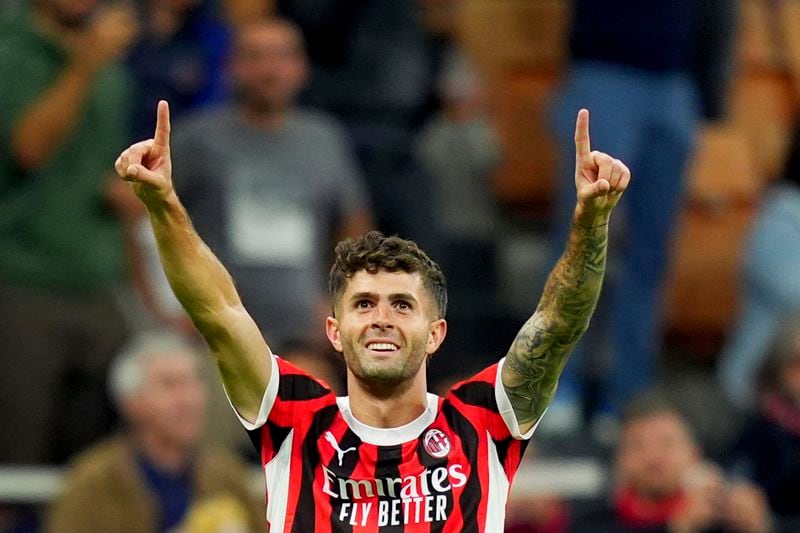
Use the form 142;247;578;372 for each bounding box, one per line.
229;354;538;532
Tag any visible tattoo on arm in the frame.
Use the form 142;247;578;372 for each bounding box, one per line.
502;221;608;426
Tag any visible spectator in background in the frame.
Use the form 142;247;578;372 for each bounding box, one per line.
124;0;231;331
276;0;442;248
47;331;262;533
717;129;800;409
505;451;571;533
717;0;800;407
415;46;510;378
574;393;772;533
0;0;139;464
170;18;372;351
546;0;738;434
128;0;230;141
727;318;800;530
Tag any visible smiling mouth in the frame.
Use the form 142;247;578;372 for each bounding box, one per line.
365;342;400;353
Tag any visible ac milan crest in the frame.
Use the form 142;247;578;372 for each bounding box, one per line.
423;428;451;458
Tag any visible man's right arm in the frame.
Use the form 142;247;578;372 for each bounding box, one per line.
115;101;269;424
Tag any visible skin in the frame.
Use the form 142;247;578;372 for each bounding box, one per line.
122;352;208;471
616;413;772;533
501;109;630;432
230;20;309;127
14;2;138;171
114;104;628;430
326;270;446;426
617;412;700;499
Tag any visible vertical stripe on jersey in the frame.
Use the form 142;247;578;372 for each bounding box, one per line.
484;432;510;532
441;401;481;533
265;429;294;532
376;445;404;533
416;437;450;533
292;403;339;533
327;428;363;533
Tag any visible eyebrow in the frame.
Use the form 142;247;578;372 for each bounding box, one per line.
349;292;418;304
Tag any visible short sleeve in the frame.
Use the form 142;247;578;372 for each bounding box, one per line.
224;352;336;463
447;358;540;441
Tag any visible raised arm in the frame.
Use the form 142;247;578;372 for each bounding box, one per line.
115;101;269;423
501;109;630;433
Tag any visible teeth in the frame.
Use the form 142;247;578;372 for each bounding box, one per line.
368;342;398;351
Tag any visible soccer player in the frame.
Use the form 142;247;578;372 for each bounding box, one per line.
115;100;630;531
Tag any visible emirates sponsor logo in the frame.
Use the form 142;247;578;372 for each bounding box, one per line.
322;464;466;501
423;429;450;458
322;464;467;526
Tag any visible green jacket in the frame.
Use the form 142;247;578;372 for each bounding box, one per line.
0;7;132;292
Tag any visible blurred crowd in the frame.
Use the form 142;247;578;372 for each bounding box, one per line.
1;0;800;531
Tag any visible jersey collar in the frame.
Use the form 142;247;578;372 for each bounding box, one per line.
336;393;439;446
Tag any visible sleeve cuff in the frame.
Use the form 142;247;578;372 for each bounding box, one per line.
495;357;543;440
223;351;279;431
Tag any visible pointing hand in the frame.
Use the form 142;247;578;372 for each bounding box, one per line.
573;109;630;214
114;101;174;206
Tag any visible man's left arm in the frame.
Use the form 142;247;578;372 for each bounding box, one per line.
501;109;631;433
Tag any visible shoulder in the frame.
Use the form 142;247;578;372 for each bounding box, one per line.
60;437;132;489
289;109;351;142
196;445;251;483
446;363;501;406
173;105;234;142
94;65;135;105
0;14;49;91
180;105;233;129
275;355;336;400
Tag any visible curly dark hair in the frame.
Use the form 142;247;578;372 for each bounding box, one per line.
329;231;447;318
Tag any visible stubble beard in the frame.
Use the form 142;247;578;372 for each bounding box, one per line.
342;334;428;391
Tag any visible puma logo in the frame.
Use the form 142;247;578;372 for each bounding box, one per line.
324;431;357;467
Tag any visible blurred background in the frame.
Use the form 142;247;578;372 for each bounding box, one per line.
1;0;800;531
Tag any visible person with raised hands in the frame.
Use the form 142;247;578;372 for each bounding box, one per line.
116;103;629;531
0;0;139;466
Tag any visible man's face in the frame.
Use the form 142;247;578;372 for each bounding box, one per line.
230;22;308;114
125;353;208;449
326;270;446;388
617;412;698;499
41;0;100;28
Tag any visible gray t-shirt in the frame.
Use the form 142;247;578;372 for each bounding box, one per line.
171;106;368;347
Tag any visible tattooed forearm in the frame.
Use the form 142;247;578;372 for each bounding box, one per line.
502;216;609;426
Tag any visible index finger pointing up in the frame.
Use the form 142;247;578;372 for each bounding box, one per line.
574;108;591;160
154;100;171;149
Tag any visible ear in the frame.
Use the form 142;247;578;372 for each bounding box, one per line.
326;316;343;352
425;319;447;356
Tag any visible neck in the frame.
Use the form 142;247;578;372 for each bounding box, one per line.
346;372;429;428
238;103;289;131
131;430;192;473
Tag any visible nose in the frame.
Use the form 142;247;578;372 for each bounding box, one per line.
371;302;394;329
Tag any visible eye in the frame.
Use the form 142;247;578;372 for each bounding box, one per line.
394;300;412;311
356;300;373;309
